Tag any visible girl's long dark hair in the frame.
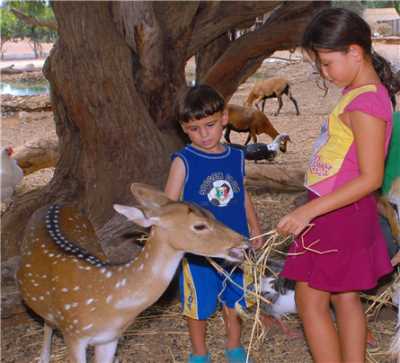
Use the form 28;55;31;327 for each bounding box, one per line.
302;7;400;107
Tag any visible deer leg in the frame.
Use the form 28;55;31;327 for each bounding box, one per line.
275;95;283;116
94;340;119;363
64;336;88;363
39;323;53;363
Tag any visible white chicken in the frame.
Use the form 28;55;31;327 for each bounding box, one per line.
1;146;24;203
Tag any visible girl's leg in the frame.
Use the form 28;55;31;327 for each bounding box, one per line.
187;317;208;355
331;291;366;363
296;282;341;363
222;305;242;349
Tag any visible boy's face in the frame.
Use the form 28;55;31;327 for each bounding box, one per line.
181;111;228;153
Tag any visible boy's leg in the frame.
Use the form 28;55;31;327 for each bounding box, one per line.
187;317;208;356
295;281;341;363
331;291;366;363
222;305;242;349
179;256;219;360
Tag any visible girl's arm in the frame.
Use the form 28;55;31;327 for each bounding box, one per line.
164;157;186;201
277;110;386;236
245;189;263;249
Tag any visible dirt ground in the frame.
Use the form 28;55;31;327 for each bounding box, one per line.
1;51;398;362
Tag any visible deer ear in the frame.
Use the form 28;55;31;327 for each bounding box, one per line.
113;204;160;228
130;183;171;209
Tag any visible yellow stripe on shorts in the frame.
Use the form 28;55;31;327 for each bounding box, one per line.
182;257;199;319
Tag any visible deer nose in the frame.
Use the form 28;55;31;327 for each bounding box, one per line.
240;240;251;249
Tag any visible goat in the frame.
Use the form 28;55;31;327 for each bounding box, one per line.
244;77;300;116
17;183;248;363
225;104;291;150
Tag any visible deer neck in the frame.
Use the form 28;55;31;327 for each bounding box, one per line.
111;227;183;311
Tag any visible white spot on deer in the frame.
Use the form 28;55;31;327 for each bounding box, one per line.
48;253;54;257
32;297;37;301
73;319;78;324
39;296;44;300
73;286;80;291
106;271;112;278
64;304;71;310
115;293;147;310
41;274;47;278
27;272;33;277
120;278;127;287
72;302;79;308
145;253;149;259
106;295;113;304
82;323;93;331
86;298;94;305
62;288;69;292
138;264;144;271
25;264;31;268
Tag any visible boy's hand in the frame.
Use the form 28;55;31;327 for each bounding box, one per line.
250;234;264;250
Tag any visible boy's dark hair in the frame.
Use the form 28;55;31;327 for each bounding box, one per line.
302;7;400;107
180;84;225;123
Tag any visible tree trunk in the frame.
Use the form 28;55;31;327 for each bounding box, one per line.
1;1;329;262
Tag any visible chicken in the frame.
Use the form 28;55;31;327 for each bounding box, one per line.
1;146;24;202
229;133;290;163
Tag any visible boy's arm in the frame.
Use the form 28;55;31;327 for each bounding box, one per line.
164;157;186;201
245;189;263;249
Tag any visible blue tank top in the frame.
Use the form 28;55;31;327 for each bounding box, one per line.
172;145;249;238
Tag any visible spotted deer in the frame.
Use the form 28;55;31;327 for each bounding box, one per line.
17;183;248;363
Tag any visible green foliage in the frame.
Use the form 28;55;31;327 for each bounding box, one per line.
362;1;400;13
1;0;57;43
0;7;18;43
332;0;400;14
332;1;365;15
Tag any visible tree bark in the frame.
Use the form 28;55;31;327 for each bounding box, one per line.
1;1;329;262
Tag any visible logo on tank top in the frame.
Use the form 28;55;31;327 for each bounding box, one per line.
199;172;240;207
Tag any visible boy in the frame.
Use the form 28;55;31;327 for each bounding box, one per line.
165;84;262;363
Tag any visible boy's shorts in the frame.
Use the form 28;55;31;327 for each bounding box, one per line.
179;254;254;320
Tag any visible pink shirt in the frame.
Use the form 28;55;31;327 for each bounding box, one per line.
305;84;393;196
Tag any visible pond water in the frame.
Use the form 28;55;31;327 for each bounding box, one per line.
0;80;49;96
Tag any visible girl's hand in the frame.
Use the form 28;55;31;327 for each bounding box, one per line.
277;206;314;236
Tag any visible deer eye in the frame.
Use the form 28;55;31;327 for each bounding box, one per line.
193;223;208;231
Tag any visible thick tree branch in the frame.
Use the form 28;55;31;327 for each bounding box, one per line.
10;8;58;31
187;1;282;58
203;1;328;100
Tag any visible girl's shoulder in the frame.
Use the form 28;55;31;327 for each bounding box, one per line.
343;84;392;123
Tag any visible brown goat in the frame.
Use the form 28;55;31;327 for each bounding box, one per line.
225;104;290;150
244;77;300;116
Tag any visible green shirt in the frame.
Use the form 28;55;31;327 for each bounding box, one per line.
382;111;400;195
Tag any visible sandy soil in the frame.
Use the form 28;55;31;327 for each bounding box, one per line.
1;52;398;362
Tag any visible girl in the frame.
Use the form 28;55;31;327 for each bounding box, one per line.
277;8;399;363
